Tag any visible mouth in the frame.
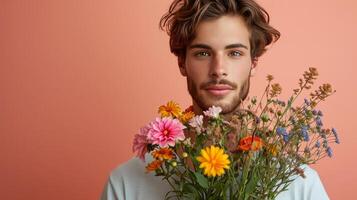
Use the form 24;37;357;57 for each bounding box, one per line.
205;84;233;96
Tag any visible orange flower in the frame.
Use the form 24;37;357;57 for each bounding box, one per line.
179;105;195;123
238;136;264;151
152;148;174;160
180;110;195;124
146;160;163;172
158;101;182;118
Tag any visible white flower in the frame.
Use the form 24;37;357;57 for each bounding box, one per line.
182;137;192;146
189;115;204;134
189;115;203;128
203;105;222;119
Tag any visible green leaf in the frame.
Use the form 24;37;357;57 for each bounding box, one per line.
194;172;209;189
244;167;259;199
183;193;196;200
182;183;200;199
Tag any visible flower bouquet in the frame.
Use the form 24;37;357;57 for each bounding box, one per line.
132;67;339;200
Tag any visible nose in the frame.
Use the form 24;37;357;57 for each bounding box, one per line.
209;52;227;79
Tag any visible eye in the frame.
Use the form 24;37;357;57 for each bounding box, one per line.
194;51;210;57
229;51;242;57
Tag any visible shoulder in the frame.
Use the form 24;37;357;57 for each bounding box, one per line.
297;165;328;193
298;165;321;186
276;165;330;200
109;157;146;182
101;155;171;200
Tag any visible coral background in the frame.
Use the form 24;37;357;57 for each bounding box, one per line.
1;0;356;199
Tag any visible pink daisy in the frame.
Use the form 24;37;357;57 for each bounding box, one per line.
147;117;186;147
132;125;151;161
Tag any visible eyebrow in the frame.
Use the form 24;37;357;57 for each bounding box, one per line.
188;43;249;50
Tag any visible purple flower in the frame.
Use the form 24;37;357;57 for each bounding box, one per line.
276;127;286;136
331;128;340;144
276;127;291;142
326;147;333;157
332;128;337;135
255;116;261;124
301;125;309;141
283;134;290;143
312;110;318;115
316;117;323;127
304;98;310;106
335;137;340;144
315;141;321;148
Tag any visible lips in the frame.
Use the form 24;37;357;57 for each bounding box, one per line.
205;84;233;96
205;84;233;90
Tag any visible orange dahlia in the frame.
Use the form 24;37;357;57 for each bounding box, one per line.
179;110;195;124
146;160;163;172
152;147;174;160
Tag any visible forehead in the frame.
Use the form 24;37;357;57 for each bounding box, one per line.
191;15;251;49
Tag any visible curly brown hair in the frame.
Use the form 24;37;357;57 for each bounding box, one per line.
159;0;280;67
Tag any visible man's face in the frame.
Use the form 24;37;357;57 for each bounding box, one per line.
180;14;257;114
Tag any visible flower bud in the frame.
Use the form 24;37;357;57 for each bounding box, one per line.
182;152;188;158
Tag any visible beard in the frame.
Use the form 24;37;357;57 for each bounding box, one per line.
186;76;250;115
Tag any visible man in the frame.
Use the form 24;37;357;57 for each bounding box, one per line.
101;0;330;199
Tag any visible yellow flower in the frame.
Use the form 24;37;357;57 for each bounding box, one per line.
268;144;280;157
196;146;230;177
158;101;182;118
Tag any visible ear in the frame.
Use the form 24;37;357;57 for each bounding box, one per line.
178;57;187;77
250;58;258;77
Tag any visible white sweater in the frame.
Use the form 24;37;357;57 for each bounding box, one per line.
100;156;330;200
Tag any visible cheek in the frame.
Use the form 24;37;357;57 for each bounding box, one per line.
185;64;208;84
231;66;251;83
187;74;202;91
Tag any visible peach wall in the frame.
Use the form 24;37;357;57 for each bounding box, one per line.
0;0;356;199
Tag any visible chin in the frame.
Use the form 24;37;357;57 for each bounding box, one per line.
204;98;235;112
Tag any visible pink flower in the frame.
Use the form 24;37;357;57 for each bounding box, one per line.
132;126;151;161
203;105;222;118
147;117;186;147
189;115;204;134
